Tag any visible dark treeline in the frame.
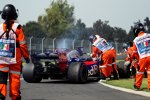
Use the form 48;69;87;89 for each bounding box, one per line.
23;0;150;43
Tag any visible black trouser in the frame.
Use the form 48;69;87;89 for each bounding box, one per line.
112;58;119;80
0;71;8;100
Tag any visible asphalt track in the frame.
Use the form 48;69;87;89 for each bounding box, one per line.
6;79;150;100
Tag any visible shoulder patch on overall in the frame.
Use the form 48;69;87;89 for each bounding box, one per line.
0;24;4;36
12;23;20;31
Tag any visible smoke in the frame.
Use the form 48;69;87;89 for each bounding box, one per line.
55;26;82;49
55;20;88;50
55;38;74;50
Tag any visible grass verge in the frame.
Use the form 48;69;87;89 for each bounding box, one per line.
103;78;150;92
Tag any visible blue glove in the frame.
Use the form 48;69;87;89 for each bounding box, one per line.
25;58;30;64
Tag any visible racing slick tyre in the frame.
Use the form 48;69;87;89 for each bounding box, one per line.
117;66;125;78
123;61;131;78
67;62;88;83
22;63;43;83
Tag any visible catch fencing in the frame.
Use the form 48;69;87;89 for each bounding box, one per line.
26;37;125;54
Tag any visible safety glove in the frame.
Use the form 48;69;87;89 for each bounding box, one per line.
25;58;30;64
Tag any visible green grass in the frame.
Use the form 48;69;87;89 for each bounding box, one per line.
104;78;150;92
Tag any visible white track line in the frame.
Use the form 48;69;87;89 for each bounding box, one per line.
99;81;150;97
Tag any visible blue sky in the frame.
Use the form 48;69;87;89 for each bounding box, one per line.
0;0;150;32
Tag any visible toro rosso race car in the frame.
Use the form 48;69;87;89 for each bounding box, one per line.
22;49;100;83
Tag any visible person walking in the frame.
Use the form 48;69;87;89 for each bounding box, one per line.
0;4;30;100
132;23;150;90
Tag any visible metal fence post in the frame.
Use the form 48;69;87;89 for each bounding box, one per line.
42;37;45;53
89;42;92;53
53;38;56;52
116;42;118;53
72;39;75;49
29;36;33;54
81;40;84;47
114;38;118;53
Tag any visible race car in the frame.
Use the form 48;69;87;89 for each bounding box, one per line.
22;49;100;83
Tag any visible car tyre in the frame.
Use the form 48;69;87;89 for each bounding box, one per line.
22;63;42;83
67;62;88;83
